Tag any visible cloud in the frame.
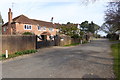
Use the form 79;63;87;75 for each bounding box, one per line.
1;1;107;25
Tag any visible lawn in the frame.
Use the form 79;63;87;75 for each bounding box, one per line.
111;43;120;79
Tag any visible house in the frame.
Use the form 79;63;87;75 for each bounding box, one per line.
115;29;120;40
2;8;58;40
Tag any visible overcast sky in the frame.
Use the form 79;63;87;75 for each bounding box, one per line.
0;0;112;36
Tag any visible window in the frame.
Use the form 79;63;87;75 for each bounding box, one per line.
24;25;32;30
38;26;41;31
49;28;54;31
43;27;46;31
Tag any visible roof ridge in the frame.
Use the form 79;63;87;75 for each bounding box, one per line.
13;14;29;21
31;19;52;23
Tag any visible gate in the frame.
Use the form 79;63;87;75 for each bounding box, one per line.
36;35;59;49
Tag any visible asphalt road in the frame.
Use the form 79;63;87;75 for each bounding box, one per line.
2;39;115;78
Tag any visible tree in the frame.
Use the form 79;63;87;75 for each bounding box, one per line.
104;2;120;32
80;21;100;34
101;22;116;34
60;22;79;38
0;13;4;34
89;21;100;34
80;21;89;32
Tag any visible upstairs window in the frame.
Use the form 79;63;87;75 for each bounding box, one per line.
38;26;41;31
24;25;32;30
49;28;54;31
43;27;46;31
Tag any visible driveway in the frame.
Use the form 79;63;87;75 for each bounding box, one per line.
2;39;115;78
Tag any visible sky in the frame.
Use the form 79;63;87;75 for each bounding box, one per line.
0;0;113;36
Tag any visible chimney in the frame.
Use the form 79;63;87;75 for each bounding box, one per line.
8;8;13;23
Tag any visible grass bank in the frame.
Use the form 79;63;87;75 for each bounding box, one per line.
0;49;37;60
111;43;120;79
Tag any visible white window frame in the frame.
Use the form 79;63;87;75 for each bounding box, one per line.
3;27;6;32
43;26;46;31
24;25;32;30
49;28;54;31
38;26;41;31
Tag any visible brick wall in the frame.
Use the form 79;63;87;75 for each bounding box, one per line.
55;35;81;46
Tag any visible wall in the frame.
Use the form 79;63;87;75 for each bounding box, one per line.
2;35;36;54
55;35;81;46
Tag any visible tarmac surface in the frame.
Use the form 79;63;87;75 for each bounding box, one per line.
2;39;115;78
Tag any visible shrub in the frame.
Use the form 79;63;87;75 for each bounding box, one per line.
1;49;37;60
30;50;37;53
15;50;37;55
15;52;23;55
2;54;6;57
71;34;80;39
22;32;34;35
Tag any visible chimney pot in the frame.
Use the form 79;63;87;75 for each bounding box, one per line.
9;8;11;12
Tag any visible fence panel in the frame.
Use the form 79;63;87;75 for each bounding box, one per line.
2;35;36;54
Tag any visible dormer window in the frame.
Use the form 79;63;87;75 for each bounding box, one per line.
24;25;32;30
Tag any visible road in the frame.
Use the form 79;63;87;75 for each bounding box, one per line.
2;39;115;78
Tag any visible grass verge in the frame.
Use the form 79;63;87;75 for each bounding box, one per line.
64;41;88;47
0;49;37;60
64;43;80;47
111;43;120;79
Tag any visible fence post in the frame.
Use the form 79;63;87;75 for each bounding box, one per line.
5;50;8;58
81;40;83;44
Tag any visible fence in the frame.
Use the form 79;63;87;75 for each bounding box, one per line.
1;35;82;54
2;35;36;54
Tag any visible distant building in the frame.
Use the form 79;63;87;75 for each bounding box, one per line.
2;8;59;40
115;29;120;40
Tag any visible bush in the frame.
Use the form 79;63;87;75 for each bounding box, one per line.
22;32;34;35
2;54;6;57
71;34;80;39
15;50;37;55
1;49;37;60
15;52;23;55
107;33;119;40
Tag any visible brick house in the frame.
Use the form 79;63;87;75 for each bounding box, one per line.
2;8;59;40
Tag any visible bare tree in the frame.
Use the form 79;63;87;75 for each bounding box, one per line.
104;1;120;32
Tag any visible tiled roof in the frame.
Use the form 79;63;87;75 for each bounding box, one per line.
2;14;58;28
13;15;37;25
54;23;62;29
32;19;55;28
